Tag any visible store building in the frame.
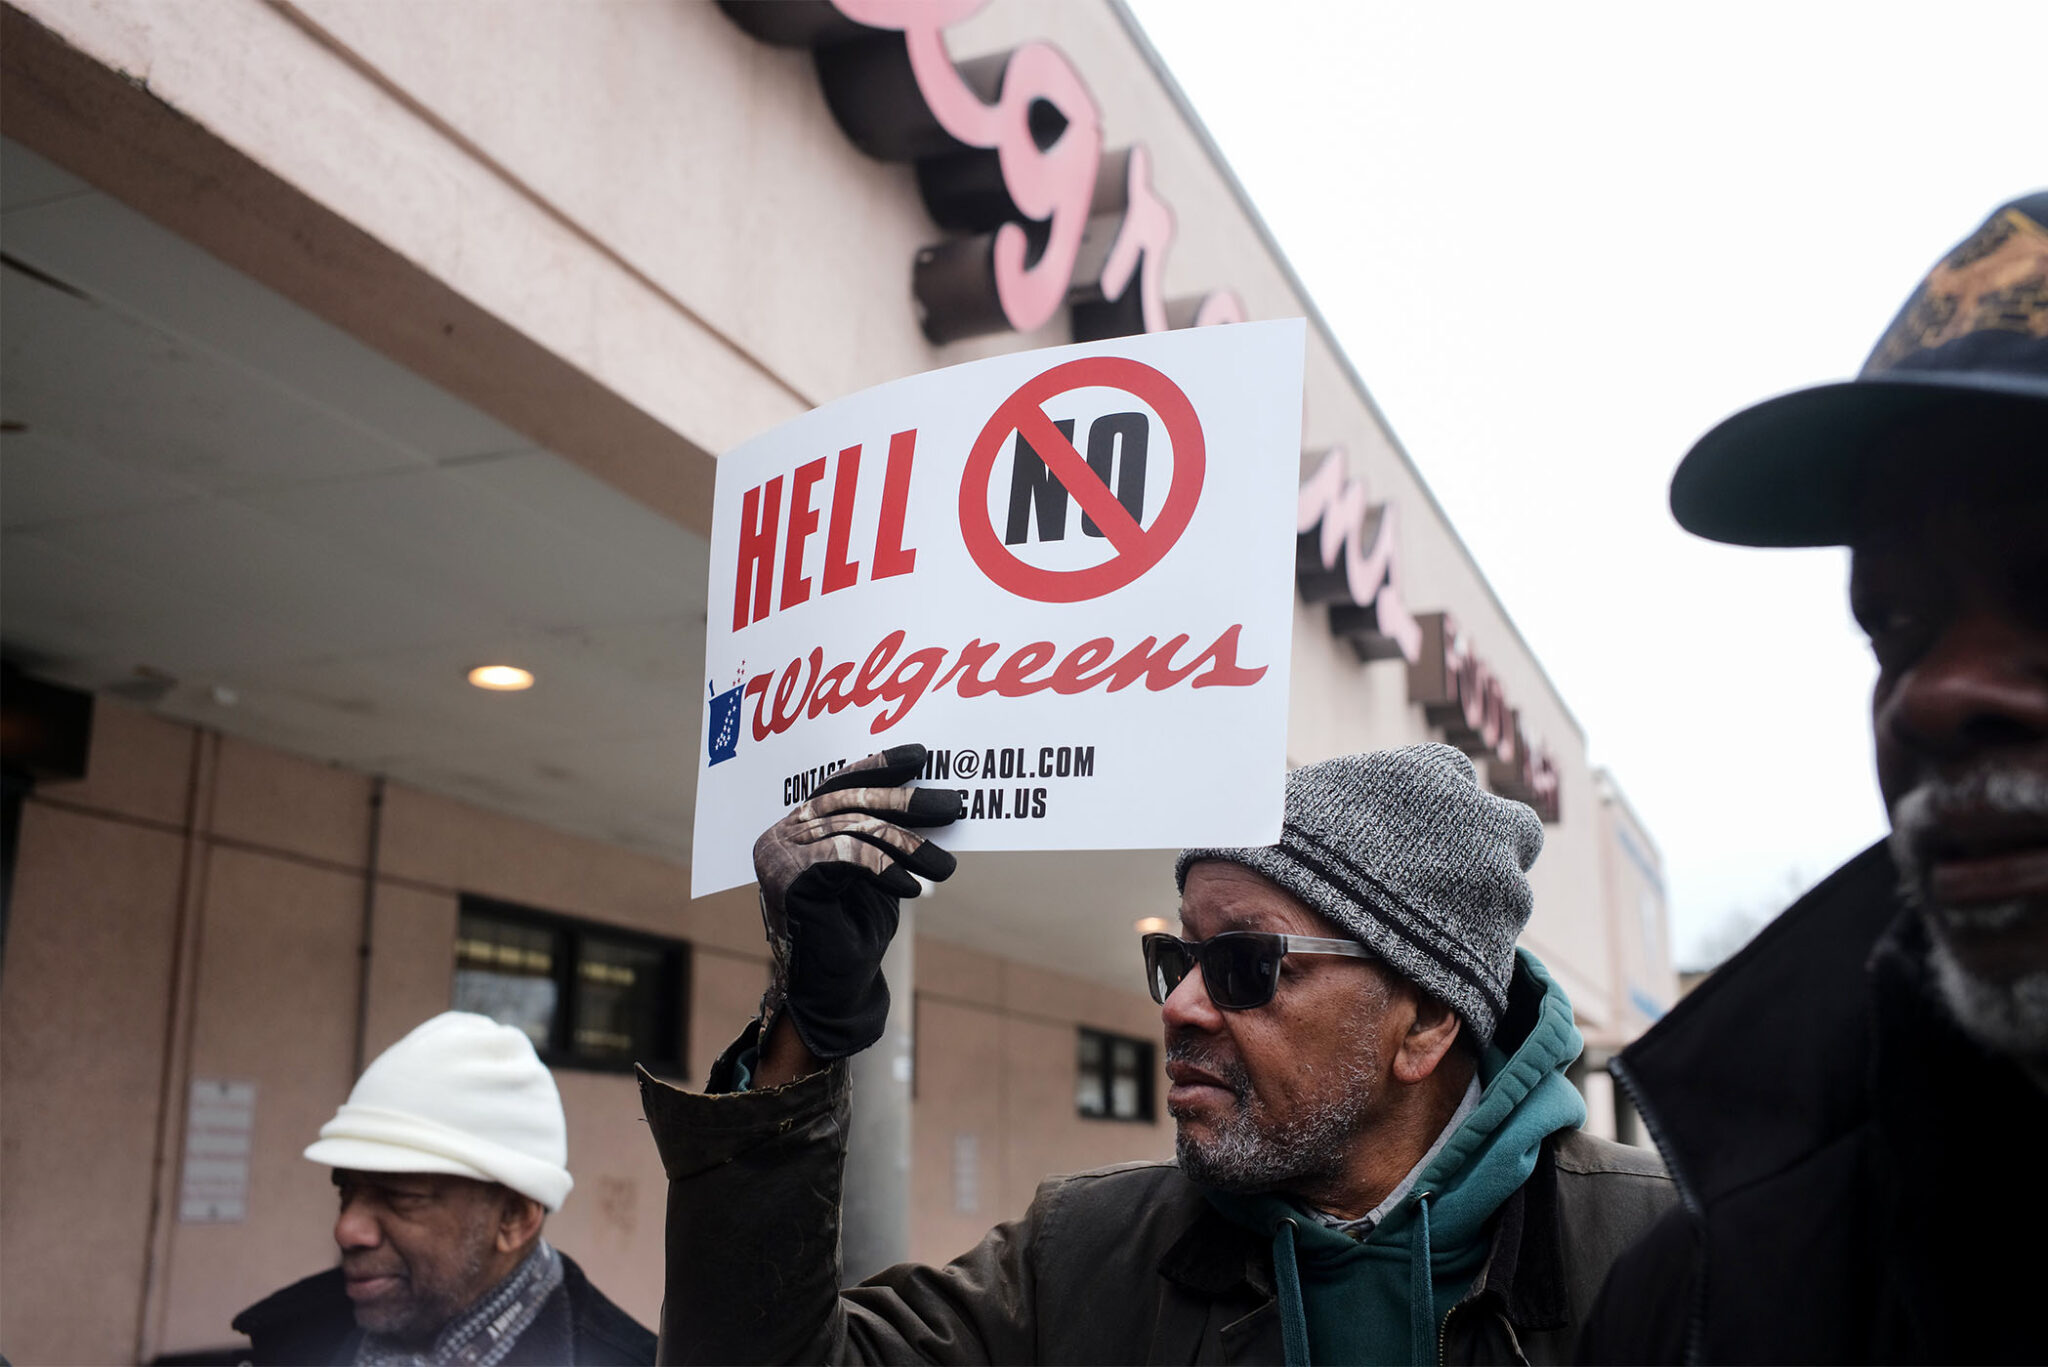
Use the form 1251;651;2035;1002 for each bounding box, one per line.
0;1;1675;1360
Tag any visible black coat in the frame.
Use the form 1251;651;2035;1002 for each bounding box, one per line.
230;1251;655;1366
1580;842;2048;1363
639;1002;1676;1365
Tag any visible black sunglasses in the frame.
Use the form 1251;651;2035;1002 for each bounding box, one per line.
1141;931;1373;1010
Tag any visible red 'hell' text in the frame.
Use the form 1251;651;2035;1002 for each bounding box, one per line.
733;429;920;630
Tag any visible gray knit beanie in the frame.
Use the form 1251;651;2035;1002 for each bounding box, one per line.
1175;743;1544;1045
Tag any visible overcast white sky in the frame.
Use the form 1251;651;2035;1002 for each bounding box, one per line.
1123;1;2047;966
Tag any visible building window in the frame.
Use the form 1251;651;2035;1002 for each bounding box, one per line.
453;897;689;1076
1076;1027;1154;1122
1637;887;1663;964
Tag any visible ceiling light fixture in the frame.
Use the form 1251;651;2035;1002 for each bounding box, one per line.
1133;916;1171;936
467;665;535;692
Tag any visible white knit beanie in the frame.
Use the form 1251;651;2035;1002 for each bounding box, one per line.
304;1012;573;1211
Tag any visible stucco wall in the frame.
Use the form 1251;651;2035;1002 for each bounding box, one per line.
0;789;185;1364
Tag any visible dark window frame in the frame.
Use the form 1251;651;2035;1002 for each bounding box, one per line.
455;894;691;1080
1075;1025;1156;1123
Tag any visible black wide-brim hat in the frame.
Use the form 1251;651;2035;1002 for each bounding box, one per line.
1670;191;2048;548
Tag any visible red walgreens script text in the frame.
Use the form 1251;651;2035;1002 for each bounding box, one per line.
743;625;1268;740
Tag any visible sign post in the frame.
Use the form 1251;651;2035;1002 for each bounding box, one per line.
691;319;1305;896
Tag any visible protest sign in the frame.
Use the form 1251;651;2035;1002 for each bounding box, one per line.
691;319;1305;896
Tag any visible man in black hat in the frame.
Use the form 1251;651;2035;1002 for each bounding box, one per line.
1581;193;2048;1362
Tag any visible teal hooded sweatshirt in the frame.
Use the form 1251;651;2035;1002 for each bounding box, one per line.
1207;949;1587;1367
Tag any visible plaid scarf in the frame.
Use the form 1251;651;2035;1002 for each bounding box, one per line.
356;1239;564;1367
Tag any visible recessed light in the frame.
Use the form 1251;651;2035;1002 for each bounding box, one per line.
468;665;534;691
1134;916;1171;936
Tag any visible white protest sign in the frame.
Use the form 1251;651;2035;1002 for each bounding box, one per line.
691;319;1305;897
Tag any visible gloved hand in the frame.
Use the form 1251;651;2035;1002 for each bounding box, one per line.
753;744;958;1060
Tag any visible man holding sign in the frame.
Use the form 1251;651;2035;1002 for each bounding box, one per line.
639;743;1672;1364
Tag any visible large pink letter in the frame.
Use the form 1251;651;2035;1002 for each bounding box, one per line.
1294;449;1422;663
839;0;1100;333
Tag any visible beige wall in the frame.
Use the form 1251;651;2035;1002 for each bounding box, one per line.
0;799;186;1365
0;701;1175;1361
910;940;1175;1267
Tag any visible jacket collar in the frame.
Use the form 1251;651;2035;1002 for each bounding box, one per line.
1462;1143;1570;1331
232;1253;651;1366
1158;1200;1273;1300
231;1267;362;1365
1862;908;2048;1355
1154;1141;1574;1333
1611;841;1900;1212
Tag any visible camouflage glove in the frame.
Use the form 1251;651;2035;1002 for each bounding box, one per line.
753;745;958;1060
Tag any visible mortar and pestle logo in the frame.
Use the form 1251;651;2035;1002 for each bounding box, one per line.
706;664;746;766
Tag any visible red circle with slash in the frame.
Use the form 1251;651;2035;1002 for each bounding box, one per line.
958;356;1206;603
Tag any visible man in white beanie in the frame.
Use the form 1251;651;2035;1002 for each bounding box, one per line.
231;1011;654;1366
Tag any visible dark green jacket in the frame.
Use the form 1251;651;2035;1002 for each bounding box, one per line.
1209;951;1604;1366
640;1019;1673;1365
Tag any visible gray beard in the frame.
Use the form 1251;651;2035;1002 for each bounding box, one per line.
1924;933;2048;1062
1169;1038;1379;1194
1889;768;2048;1064
352;1231;493;1343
